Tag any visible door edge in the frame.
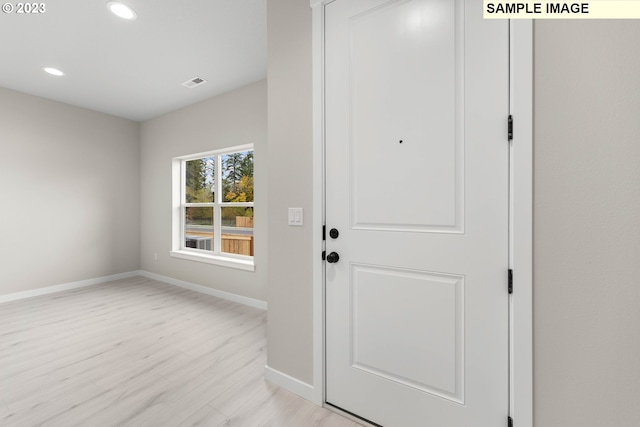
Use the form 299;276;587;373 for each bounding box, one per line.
509;18;534;427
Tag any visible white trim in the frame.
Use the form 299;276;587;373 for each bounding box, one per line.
169;250;255;272
264;365;315;402
510;19;534;427
311;0;327;407
138;270;267;310
310;2;534;425
0;269;266;312
0;271;140;304
174;144;255;162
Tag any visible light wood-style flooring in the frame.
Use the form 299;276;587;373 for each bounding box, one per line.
0;276;363;427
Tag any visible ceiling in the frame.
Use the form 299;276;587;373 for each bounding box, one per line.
0;0;267;122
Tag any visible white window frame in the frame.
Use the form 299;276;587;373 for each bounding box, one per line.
170;144;255;271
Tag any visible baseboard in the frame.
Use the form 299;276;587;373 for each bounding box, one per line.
0;271;140;304
264;365;316;403
0;270;268;310
138;270;267;311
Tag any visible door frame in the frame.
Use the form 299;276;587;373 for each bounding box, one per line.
310;2;533;425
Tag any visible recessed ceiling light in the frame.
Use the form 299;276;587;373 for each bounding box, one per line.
107;2;137;20
43;67;65;76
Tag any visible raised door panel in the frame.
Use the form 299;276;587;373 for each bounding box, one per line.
350;0;463;233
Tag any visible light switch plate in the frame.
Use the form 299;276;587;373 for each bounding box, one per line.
288;208;303;226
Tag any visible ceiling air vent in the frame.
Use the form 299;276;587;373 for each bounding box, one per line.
182;76;207;89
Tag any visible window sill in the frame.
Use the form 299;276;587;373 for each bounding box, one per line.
170;250;255;272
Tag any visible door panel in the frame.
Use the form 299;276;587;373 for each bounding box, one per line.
325;0;509;426
349;0;463;233
350;264;464;403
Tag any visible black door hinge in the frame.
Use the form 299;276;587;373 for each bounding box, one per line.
508;415;513;427
508;269;514;294
322;225;326;241
508;115;513;141
322;250;326;261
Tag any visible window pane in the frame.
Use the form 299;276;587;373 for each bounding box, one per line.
185;207;214;251
221;207;254;256
221;150;253;203
185;157;215;203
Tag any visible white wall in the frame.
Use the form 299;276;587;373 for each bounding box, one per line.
0;87;140;296
266;0;314;384
534;20;640;426
139;80;268;302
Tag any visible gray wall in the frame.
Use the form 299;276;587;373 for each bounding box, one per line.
139;80;268;302
534;21;640;426
266;0;314;384
0;87;140;296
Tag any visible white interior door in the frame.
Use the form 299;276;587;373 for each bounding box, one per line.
324;1;509;426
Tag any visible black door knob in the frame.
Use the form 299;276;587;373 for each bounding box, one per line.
326;252;340;264
329;228;339;239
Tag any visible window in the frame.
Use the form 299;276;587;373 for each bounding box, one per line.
171;145;254;271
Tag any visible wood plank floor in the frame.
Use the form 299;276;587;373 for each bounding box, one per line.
0;276;363;427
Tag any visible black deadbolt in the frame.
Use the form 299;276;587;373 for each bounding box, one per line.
329;228;339;239
326;252;340;264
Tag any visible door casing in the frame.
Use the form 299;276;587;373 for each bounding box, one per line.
310;2;533;425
